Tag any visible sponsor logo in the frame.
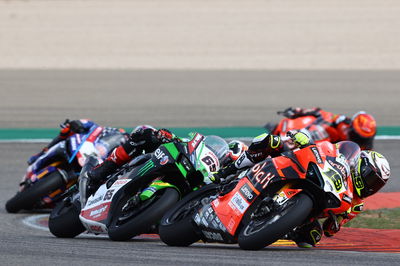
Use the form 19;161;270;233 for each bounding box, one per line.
109;149;118;163
342;194;352;204
239;183;256;202
202;231;224;241
191;134;203;149
155;149;166;160
87;196;103;206
90;205;108;218
188;133;204;154
212;199;219;207
89;225;105;233
113;179;130;186
227;218;236;232
235;153;246;166
311;147;323;164
160;156;169;165
228;192;249;214
327;159;348;177
201;217;209;227
194;213;201;225
70;137;78;151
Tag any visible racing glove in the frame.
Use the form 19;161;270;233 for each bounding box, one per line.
287;130;311;148
156;128;177;143
208;163;238;184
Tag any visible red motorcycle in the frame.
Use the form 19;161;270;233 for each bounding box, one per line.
159;140;358;250
264;109;338;149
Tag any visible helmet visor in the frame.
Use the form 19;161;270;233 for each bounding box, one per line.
360;162;386;197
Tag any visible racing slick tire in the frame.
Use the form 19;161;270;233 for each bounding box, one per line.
48;199;86;238
108;188;180;241
238;193;313;250
159;184;219;247
5;171;65;213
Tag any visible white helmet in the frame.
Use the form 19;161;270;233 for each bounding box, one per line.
353;151;390;198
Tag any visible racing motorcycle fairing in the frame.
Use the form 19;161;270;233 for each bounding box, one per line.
15;125;124;210
195;141;354;243
271;115;332;149
78;133;228;235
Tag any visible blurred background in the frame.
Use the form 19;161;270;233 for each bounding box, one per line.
0;0;399;128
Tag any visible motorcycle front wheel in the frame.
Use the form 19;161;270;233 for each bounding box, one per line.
238;193;313;250
48;198;86;238
159;184;219;247
108;187;180;241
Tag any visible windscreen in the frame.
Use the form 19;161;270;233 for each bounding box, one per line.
203;135;229;161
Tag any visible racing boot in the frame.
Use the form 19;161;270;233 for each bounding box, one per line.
290;220;323;248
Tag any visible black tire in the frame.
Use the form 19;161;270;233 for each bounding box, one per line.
108;188;180;241
48;199;86;238
159;185;219;247
5;171;65;213
238;193;313;250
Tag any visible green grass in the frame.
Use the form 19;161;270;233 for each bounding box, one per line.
344;208;400;229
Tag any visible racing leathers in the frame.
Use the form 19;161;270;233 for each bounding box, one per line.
87;127;179;185
273;107;375;150
26;119;126;177
211;130;366;248
27;119;98;165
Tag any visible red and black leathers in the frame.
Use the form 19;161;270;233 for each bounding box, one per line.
214;130;367;247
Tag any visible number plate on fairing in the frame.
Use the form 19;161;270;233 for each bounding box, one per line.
79;178;131;233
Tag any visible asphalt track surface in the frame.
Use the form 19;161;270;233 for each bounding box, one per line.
1;70;400;265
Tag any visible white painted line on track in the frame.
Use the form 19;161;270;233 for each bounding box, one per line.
22;214;50;232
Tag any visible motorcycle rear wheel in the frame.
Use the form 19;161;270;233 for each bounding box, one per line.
159;185;219;247
48;199;86;238
108;188;180;241
238;193;313;250
5;171;65;213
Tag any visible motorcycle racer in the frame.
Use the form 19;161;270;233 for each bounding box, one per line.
26;119;127;176
87;125;182;186
27;119;99;165
210;130;391;248
267;107;377;150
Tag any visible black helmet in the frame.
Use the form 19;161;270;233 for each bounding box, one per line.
353;151;390;198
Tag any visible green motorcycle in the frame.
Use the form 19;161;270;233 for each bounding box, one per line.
48;132;229;241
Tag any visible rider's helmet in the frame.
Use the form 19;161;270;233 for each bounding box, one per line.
132;124;157;133
352;150;390;198
348;112;377;149
220;140;249;167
